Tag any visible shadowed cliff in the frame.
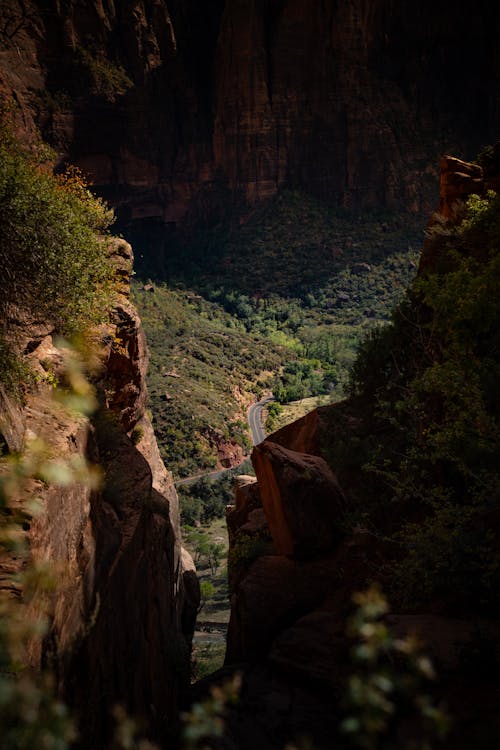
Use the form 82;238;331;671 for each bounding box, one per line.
1;0;500;230
0;235;199;746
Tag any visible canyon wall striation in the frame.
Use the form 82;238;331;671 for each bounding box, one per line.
1;1;500;229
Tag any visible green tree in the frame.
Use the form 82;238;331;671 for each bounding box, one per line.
197;581;216;615
350;190;500;609
207;543;225;576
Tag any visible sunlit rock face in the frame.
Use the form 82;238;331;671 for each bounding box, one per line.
420;145;500;271
1;1;500;226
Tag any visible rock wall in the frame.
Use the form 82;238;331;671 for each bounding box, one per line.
1;1;500;227
0;237;198;745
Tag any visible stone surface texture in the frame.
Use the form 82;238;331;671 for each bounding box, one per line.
0;236;197;744
1;1;500;226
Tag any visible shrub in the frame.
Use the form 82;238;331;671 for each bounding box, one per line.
0;336;31;395
350;191;500;610
342;586;448;748
130;424;144;445
0;115;114;338
75;47;132;102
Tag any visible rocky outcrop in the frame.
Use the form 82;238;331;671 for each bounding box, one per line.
438;156;484;219
0;236;198;744
226;475;263;545
420;146;500;271
1;1;500;229
251;441;345;558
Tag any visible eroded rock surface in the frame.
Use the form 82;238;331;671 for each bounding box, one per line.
0;237;198;744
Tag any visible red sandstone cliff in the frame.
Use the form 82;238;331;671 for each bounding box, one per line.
0;237;198;744
1;1;499;227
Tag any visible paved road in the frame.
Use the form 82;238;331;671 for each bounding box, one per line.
174;394;274;486
175;467;230;487
247;395;274;446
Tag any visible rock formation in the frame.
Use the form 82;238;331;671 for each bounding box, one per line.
0;237;198;745
420;145;500;270
1;1;500;231
251;440;345;558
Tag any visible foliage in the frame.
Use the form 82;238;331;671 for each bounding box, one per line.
179;473;236;525
350;191;500;610
191;643;227;681
180;494;203;526
0;116;114;339
132;196;422;475
0;348;101;749
130;424;144;445
476;144;500;177
181;674;241;749
185;526;226;577
198;581;216;615
265;400;283;432
75;47;132;102
133;282;282;477
0;337;32;396
342;586;448;749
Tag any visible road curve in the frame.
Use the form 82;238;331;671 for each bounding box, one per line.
247;395;274;446
174;467;230;487
174;394;274;486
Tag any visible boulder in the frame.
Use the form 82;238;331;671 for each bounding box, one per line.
439;156;484;218
226;475;263;544
252;440;346;558
226;554;340;664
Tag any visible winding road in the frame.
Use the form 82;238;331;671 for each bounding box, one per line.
247;394;274;446
174;394;274;486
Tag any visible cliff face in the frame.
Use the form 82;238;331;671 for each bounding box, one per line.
1;0;499;227
0;238;198;744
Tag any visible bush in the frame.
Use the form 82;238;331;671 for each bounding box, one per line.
179;474;235;525
0;336;31;395
350;191;500;610
75;47;132;101
0;116;114;338
342;586;448;748
130;425;144;445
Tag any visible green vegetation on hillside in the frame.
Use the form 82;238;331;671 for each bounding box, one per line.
133;192;423;476
133;283;287;476
158;191;422;298
346;190;500;610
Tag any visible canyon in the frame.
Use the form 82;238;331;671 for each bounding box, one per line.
1;1;500;748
